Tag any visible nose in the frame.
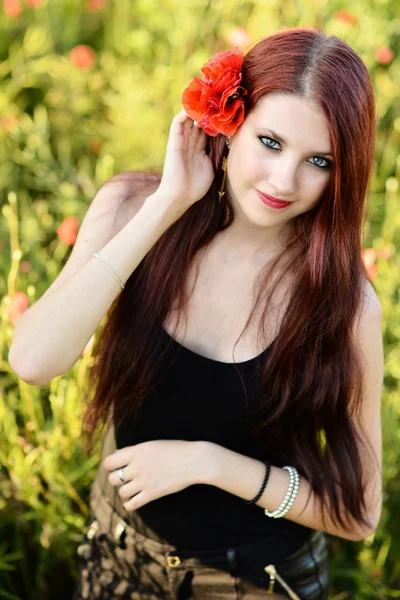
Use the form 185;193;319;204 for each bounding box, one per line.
266;156;298;198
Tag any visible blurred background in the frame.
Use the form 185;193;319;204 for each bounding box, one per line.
0;1;399;598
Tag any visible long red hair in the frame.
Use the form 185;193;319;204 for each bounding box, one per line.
82;27;378;535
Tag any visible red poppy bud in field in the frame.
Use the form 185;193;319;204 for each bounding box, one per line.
375;47;394;65
333;11;358;25
3;0;22;18
70;45;96;69
88;0;105;10
57;216;80;246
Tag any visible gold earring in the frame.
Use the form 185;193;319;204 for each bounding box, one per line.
218;156;228;202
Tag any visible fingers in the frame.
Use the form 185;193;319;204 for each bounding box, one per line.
173;108;192;123
118;479;141;501
107;466;131;486
102;447;130;471
171;108;201;132
122;491;148;511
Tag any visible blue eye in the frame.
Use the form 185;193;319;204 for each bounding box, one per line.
258;136;332;170
309;156;331;169
259;136;280;150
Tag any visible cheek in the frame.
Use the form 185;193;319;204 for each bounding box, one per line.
302;171;330;201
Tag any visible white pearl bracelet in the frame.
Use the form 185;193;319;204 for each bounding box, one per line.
264;466;300;519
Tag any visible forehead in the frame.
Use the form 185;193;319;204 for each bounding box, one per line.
247;92;331;148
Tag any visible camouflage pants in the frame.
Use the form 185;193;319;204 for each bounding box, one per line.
72;428;330;599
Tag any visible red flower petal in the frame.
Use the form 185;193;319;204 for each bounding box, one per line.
201;49;244;82
181;48;246;137
182;77;210;120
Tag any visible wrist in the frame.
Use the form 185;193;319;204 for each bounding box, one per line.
143;192;184;227
192;441;220;485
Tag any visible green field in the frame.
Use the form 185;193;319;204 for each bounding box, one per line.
0;1;399;598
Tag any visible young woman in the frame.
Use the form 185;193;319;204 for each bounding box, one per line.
9;27;384;600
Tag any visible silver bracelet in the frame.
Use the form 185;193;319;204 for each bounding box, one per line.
264;466;300;519
93;252;125;290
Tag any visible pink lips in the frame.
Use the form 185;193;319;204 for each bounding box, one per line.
256;189;292;209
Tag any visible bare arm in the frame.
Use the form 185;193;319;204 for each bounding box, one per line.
8;185;180;385
9;108;214;385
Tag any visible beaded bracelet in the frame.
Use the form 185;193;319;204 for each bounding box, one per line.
93;252;125;290
264;466;300;519
274;467;300;518
264;466;296;518
271;467;300;518
243;461;271;505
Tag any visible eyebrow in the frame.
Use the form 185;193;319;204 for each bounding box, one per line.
258;127;333;158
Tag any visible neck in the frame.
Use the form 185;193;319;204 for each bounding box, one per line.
214;217;294;267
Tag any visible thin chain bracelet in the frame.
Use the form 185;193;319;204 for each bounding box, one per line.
93;252;125;290
243;461;271;505
264;466;298;518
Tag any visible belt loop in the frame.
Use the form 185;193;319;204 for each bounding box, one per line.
226;548;237;575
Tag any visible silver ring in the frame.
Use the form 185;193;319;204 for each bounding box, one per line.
118;467;126;483
193;120;199;127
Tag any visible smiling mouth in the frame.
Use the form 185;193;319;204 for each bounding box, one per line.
256;189;293;207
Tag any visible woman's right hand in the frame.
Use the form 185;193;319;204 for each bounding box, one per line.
153;109;216;217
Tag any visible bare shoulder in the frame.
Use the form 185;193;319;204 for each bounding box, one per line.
352;278;382;340
40;170;160;300
96;170;161;230
361;278;382;316
352;278;383;363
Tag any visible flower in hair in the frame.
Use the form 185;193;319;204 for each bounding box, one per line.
182;48;247;137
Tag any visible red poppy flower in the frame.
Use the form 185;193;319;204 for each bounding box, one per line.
57;216;80;246
70;45;95;69
3;0;22;18
182;48;247;137
376;47;394;65
333;11;358;25
88;0;105;10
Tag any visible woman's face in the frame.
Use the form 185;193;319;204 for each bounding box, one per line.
226;92;333;227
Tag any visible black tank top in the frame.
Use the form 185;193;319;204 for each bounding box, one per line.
115;327;312;551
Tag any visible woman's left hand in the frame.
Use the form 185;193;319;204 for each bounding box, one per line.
102;439;212;511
